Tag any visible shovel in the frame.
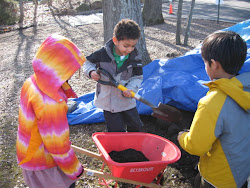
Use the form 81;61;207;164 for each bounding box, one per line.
96;67;182;122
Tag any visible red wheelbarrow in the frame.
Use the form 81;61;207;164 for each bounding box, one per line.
72;132;181;188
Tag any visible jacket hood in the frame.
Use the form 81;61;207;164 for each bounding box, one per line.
32;34;86;103
205;72;250;113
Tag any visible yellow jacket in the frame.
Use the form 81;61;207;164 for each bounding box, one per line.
179;72;250;188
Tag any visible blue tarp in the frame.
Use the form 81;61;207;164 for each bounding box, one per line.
67;19;250;125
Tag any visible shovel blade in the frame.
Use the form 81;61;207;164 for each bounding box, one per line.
151;102;182;122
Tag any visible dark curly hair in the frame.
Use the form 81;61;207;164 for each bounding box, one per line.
201;31;247;75
113;19;141;41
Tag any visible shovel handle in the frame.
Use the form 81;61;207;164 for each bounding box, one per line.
96;68;119;87
96;67;155;107
117;84;136;97
96;68;140;99
96;68;182;121
117;84;144;101
118;84;157;108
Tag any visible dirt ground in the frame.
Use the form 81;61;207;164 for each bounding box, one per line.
0;3;235;187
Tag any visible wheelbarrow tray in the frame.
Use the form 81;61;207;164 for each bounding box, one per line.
92;132;181;184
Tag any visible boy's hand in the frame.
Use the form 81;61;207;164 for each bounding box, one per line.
123;89;133;98
90;71;100;81
177;129;189;141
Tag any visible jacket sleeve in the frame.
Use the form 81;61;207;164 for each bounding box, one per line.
82;60;97;78
36;100;83;180
124;54;143;93
178;97;218;156
125;75;143;93
83;48;108;78
62;82;78;98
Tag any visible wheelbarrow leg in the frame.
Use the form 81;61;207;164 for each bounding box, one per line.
98;163;114;187
155;171;165;185
135;170;165;188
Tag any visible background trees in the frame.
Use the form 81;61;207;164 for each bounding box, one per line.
142;0;164;26
0;0;18;25
19;0;24;28
102;0;151;65
176;0;183;45
176;0;196;46
184;0;196;46
2;0;197;62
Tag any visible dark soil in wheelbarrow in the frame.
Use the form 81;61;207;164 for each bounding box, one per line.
109;149;149;163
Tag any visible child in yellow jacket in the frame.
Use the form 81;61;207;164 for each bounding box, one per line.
178;31;249;188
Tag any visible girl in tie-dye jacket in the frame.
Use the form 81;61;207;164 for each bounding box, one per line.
16;34;86;188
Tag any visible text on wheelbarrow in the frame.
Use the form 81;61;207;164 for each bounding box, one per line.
130;167;154;172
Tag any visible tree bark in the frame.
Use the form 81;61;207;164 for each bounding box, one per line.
33;0;38;26
176;0;183;45
19;0;24;28
102;0;151;65
48;0;53;7
184;0;195;46
68;0;73;9
142;0;164;26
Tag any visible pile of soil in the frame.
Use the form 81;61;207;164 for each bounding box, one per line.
109;149;149;163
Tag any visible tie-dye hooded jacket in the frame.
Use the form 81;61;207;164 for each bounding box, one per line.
16;34;86;180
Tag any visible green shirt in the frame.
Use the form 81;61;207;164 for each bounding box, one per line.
113;46;129;69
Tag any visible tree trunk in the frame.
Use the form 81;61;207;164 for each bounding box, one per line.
102;0;151;65
184;0;195;46
33;0;38;26
19;0;24;28
68;0;73;9
176;0;183;45
48;0;53;7
142;0;164;26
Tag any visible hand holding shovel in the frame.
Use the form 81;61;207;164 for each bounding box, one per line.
96;67;182;122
